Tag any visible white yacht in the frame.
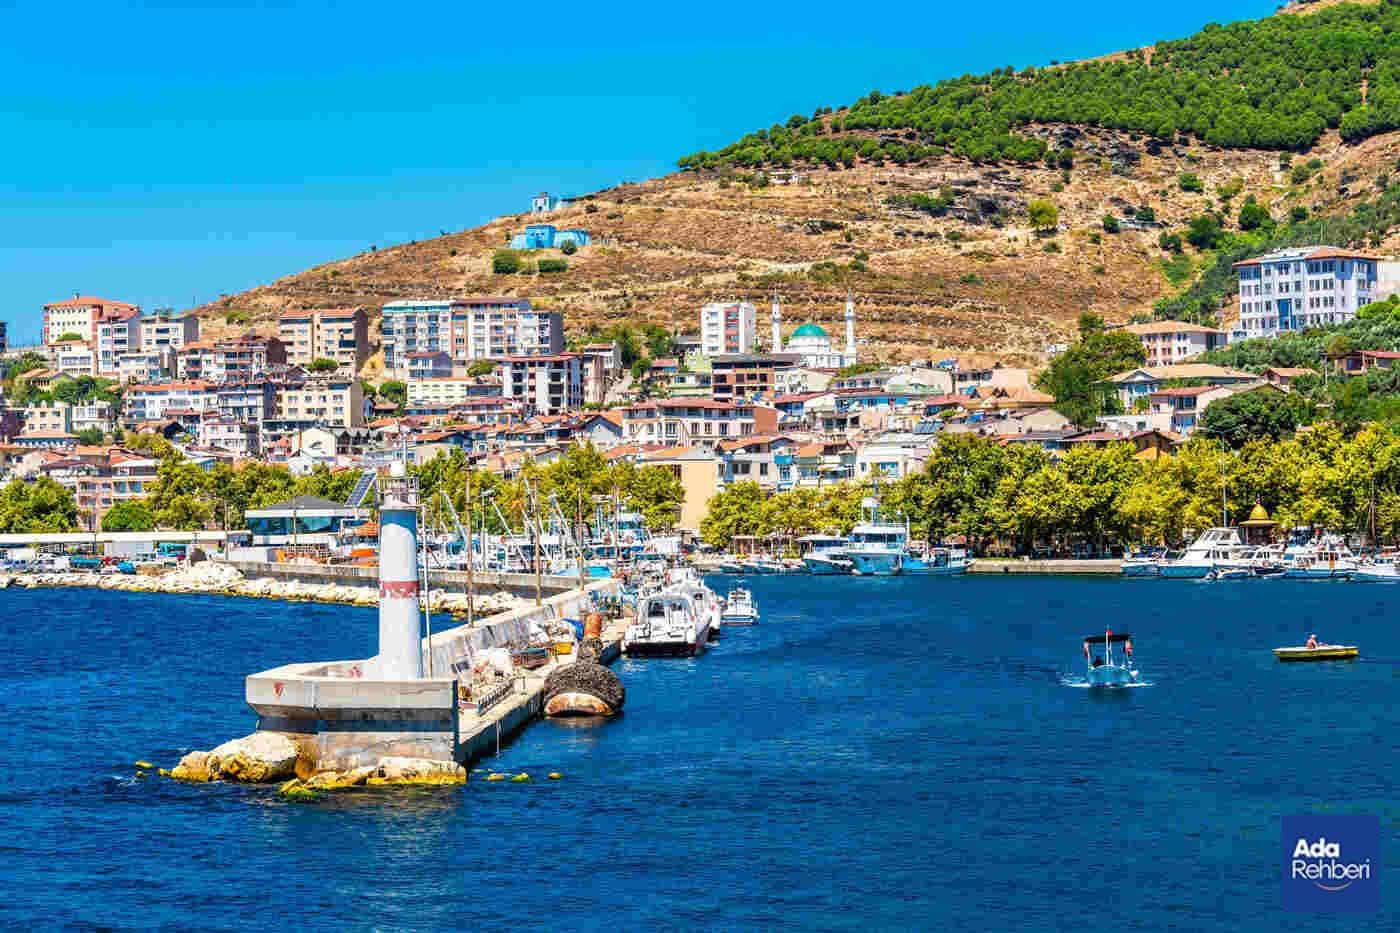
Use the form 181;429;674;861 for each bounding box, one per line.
800;534;852;575
1157;528;1245;579
846;497;908;576
1282;531;1359;579
623;590;711;657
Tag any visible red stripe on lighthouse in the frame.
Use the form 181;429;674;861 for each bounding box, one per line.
380;580;419;599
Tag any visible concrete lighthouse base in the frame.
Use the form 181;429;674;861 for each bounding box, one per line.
242;578;617;774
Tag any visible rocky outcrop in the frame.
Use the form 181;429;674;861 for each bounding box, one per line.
208;732;301;783
366;757;467;786
169;750;216;783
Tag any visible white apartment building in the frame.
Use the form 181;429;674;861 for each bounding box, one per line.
1234;246;1384;339
700;301;757;356
116;348;174;383
124;381;218;423
54;344;97;376
71;401;116;435
1122;321;1229;365
140;309;200;353
23;401;72;434
95;308;142;376
380;297;562;373
406;377;487;408
198;416;260;457
498;353;583;415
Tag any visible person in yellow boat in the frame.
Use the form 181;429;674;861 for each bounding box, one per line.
1306;634;1318;649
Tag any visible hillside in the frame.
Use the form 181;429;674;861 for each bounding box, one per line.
197;1;1400;366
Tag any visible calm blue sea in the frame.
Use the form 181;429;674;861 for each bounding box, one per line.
1;576;1394;931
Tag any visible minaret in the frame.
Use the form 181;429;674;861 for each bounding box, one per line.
771;292;783;352
844;290;857;361
376;462;424;680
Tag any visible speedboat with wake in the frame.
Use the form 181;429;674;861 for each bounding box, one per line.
1080;629;1142;687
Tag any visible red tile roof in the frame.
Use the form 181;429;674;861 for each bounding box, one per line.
44;295;138;310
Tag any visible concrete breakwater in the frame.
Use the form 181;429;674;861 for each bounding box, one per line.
0;561;528;614
166;577;624;794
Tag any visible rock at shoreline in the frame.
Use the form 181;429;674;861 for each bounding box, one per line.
305;765;376;790
366;757;467;786
169;750;216;783
207;732;300;783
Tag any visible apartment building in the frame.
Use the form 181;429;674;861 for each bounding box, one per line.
278;307;370;370
710;353;801;401
498;354;583;415
381;297;561;373
406;376;498;408
216;380;280;425
275;377;365;428
620;398;758;448
177;336;287;382
42;295;139;346
1122;321;1229;365
116;349;173;383
53;344;97;376
700;301;757;356
406;351;454;380
1234;246;1385;338
23;401;72;434
124;381;218;423
140;308;200;353
70;401;116;435
95;307;142;376
198;416;260;458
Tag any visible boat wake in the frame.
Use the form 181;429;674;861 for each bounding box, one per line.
1059;674;1154;689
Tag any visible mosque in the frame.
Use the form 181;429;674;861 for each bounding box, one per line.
770;293;858;369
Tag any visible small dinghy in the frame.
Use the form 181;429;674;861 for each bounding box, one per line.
1273;645;1359;662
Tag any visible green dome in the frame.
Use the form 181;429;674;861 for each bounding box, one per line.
791;322;828;338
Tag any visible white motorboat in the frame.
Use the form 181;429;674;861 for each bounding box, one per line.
1120;548;1165;577
1082;630;1142;687
1352;553;1400;582
721;587;759;625
901;545;972;575
1282;531;1358;579
1157;528;1245;579
800;534;852;575
623;590;711;657
667;568;723;641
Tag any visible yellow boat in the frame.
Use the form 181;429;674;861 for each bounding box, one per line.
1273;645;1359;662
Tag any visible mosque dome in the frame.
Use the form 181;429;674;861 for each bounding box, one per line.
791;323;828;338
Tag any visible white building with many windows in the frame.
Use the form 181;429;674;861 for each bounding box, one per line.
380;297;561;374
700;301;757;356
1234;246;1384;339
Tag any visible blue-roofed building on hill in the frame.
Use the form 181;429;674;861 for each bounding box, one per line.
510;224;590;251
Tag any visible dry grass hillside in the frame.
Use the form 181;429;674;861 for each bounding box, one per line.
194;3;1400;366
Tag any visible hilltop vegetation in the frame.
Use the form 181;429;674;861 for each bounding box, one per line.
681;1;1398;170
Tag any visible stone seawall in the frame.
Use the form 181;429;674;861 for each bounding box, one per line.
968;559;1122;575
221;559;580;598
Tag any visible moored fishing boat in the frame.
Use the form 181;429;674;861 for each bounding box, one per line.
1352;554;1400;582
901;545;972;575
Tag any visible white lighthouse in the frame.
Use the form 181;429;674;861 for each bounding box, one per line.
771;293;783;352
376;463;424;680
844;290;857;360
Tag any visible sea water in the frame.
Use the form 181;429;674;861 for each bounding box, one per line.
1;577;1395;930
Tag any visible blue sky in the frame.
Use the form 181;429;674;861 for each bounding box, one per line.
0;0;1274;343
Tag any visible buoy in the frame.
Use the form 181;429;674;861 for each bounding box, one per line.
486;773;507;782
134;760;154;770
511;773;531;783
548;772;563;780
